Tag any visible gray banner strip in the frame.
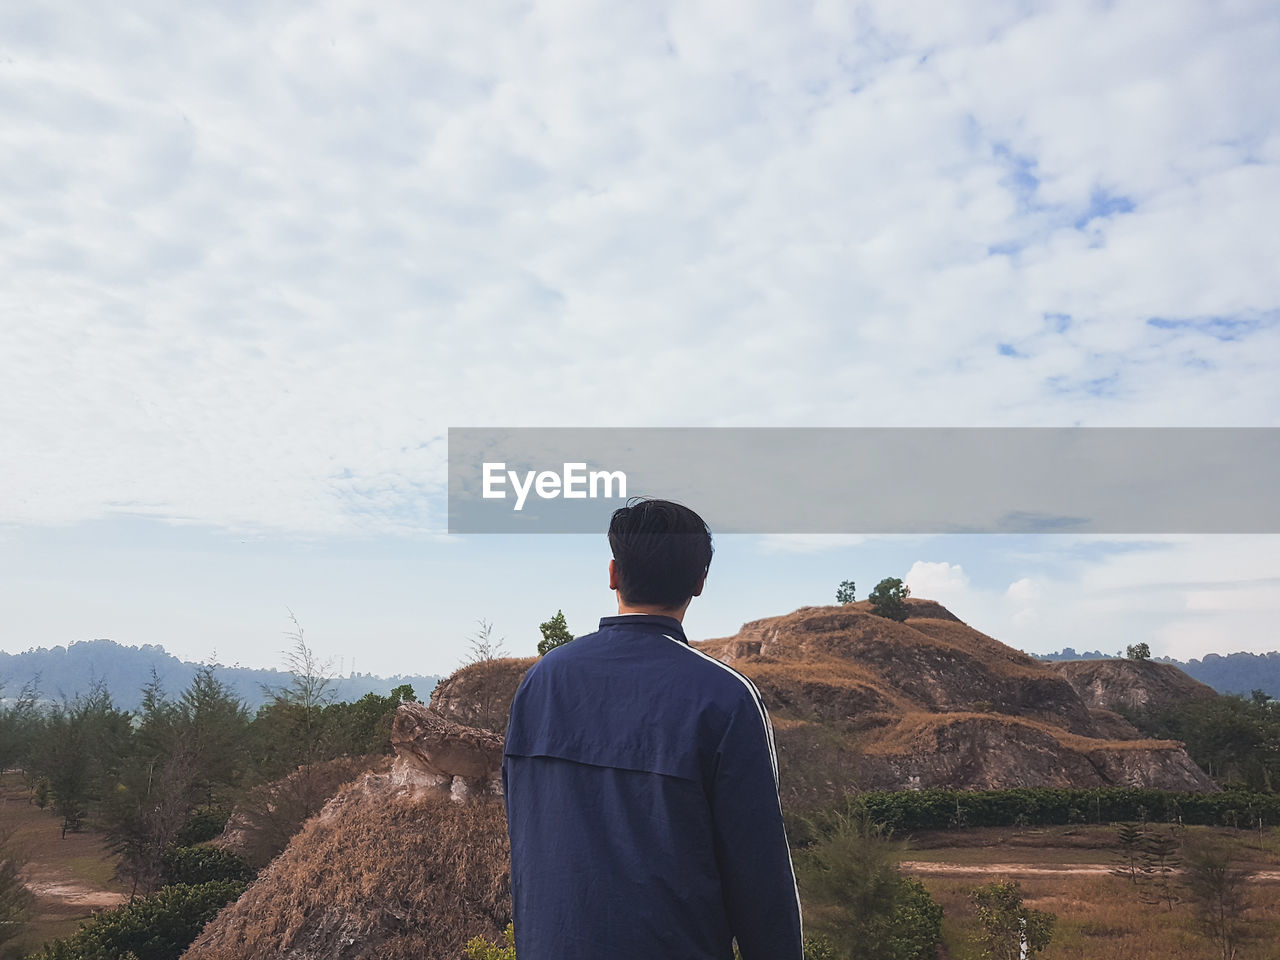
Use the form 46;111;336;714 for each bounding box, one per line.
447;428;1280;534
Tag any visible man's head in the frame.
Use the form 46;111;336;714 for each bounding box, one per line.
607;498;714;615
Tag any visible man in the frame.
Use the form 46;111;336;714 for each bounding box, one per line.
503;498;804;960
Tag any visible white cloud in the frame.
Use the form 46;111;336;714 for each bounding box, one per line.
966;536;1280;660
905;560;971;610
1;0;1277;534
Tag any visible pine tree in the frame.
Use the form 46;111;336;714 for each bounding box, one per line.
537;610;574;656
1111;822;1145;885
1140;829;1182;911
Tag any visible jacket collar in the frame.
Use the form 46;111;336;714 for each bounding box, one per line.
599;614;688;643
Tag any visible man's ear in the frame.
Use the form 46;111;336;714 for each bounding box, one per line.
692;571;707;598
608;558;619;591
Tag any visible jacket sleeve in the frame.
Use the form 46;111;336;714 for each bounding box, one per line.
708;692;804;960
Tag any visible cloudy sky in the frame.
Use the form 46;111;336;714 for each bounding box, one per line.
2;0;1278;678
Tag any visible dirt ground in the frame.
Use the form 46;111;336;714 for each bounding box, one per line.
0;772;127;956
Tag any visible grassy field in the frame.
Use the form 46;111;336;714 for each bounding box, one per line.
0;772;126;959
900;824;1280;959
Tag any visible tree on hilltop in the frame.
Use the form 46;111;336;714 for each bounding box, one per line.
836;580;857;604
868;578;910;622
1126;642;1152;661
538;610;574;656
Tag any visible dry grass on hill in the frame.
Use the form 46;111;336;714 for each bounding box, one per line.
183;788;509;960
698;602;1093;721
866;711;1181;757
428;656;537;733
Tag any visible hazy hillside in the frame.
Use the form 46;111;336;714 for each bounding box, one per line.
0;639;440;711
1036;647;1280;698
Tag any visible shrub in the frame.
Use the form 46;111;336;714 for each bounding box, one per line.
175;806;230;846
28;880;246;960
795;809;943;960
808;787;1280;835
803;936;839;960
464;923;516;960
160;845;254;886
970;880;1054;960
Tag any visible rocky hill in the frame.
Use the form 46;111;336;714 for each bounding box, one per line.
694;599;1215;803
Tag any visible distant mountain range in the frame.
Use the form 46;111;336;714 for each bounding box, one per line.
0;639;441;711
7;637;1276;713
1035;647;1280;698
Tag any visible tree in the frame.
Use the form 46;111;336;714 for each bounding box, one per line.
102;674;196;899
1127;642;1152;661
1184;837;1253;960
258;612;337;770
0;826;32;952
391;683;417;703
1140;829;1181;911
969;880;1054;960
103;751;196;900
34;684;132;838
319;685;415;756
537;610;574;656
0;678;40;774
177;664;250;804
1125;692;1280;790
463;619;507;665
868;578;910;622
1111;822;1145;885
836;581;857;605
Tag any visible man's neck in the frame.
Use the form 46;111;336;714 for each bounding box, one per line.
616;601;688;623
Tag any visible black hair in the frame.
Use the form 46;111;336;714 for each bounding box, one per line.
607;498;714;609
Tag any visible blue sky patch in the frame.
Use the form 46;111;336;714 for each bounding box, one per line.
1147;314;1272;341
1074;188;1135;229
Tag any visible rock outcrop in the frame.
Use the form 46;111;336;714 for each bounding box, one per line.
390;701;504;802
1052;657;1219;714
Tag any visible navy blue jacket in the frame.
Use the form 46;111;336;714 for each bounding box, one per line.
502;614;804;960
